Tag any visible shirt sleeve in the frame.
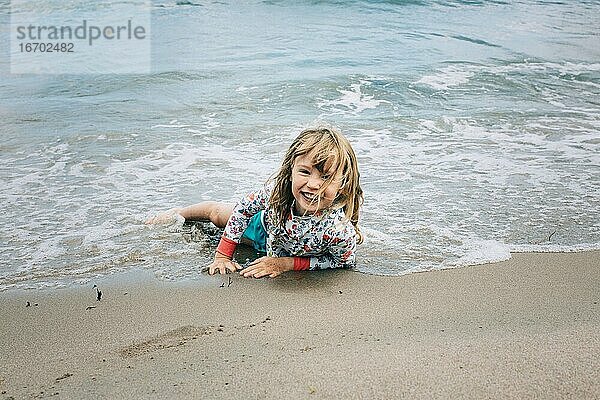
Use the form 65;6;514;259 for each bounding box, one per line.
216;185;269;257
296;223;357;270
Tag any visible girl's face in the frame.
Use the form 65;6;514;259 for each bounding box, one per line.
291;152;343;215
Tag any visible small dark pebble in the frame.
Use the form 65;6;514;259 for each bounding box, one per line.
339;291;342;294
26;301;31;307
249;324;255;327
217;327;223;332
225;383;229;386
440;329;445;332
34;303;39;307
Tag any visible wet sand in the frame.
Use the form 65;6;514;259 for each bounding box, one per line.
1;251;599;399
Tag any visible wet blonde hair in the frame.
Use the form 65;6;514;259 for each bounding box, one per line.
269;126;364;244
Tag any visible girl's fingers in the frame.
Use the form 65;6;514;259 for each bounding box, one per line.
251;270;266;278
248;256;266;266
246;270;263;278
240;263;259;274
240;268;254;278
226;262;240;273
207;264;223;275
240;259;280;278
204;259;240;275
241;266;262;278
254;270;272;278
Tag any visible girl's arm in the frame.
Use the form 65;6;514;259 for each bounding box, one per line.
215;185;270;258
240;224;357;278
207;186;271;275
239;256;294;278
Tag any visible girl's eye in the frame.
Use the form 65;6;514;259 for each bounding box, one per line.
322;174;331;180
298;169;310;175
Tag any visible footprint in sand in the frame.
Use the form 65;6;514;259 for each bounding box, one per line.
119;325;214;358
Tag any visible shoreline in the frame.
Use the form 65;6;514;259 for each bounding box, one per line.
1;251;598;399
4;245;600;294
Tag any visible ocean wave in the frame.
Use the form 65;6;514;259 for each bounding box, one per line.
415;61;600;91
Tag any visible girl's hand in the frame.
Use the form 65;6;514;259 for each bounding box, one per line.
240;256;294;279
206;253;241;275
145;208;182;224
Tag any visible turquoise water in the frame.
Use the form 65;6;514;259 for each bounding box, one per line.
1;0;599;290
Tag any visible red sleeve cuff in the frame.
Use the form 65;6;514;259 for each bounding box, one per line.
216;236;237;258
293;257;310;271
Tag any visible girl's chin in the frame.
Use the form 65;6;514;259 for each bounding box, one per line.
294;206;313;215
294;200;332;216
294;201;318;216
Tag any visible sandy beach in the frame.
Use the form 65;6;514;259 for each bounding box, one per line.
1;251;598;399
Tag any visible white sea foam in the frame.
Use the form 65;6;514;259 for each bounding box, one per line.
236;85;259;92
151;123;191;129
416;66;474;90
416;61;600;91
510;243;600;253
449;239;512;267
317;80;389;116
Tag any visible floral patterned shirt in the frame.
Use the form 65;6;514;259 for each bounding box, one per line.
223;183;356;270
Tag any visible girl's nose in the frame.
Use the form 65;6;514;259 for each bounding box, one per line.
307;174;322;189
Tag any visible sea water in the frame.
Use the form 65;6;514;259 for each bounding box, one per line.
1;0;599;290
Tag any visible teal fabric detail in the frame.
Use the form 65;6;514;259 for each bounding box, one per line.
241;211;267;253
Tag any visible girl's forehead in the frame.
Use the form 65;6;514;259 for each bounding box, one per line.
294;150;339;172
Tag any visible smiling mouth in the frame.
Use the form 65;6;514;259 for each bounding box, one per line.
301;192;318;204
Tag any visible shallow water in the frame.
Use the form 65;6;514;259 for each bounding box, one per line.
1;0;599;290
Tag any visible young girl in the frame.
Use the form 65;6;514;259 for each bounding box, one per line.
147;126;363;278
